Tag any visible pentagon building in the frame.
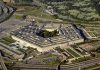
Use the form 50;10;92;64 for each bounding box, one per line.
11;23;84;52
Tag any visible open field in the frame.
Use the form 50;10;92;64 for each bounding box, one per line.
15;6;56;20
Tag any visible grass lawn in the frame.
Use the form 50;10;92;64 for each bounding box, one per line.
64;51;74;59
72;56;91;63
0;39;11;45
17;7;56;20
48;60;61;65
15;15;22;19
0;36;15;45
75;48;87;55
67;53;74;59
66;48;80;57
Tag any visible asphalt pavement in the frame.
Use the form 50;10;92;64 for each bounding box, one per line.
0;18;30;38
13;57;100;70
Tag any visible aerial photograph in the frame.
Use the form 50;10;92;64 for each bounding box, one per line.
0;0;100;70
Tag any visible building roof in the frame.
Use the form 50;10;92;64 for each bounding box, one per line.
11;23;83;48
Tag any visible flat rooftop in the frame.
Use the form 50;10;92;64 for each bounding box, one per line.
11;23;83;48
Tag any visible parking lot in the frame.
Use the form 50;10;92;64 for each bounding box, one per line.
0;2;14;22
0;18;30;38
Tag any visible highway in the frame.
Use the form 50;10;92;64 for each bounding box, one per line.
0;52;7;70
60;58;100;70
13;57;100;70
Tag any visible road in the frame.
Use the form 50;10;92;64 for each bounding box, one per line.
60;58;100;70
13;57;100;70
0;2;14;23
0;52;7;70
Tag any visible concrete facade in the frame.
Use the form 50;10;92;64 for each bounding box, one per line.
3;0;15;3
11;23;84;52
12;35;84;52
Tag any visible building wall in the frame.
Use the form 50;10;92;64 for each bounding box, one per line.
3;0;10;2
41;43;69;52
12;36;43;52
3;0;15;3
68;39;84;45
12;35;84;52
